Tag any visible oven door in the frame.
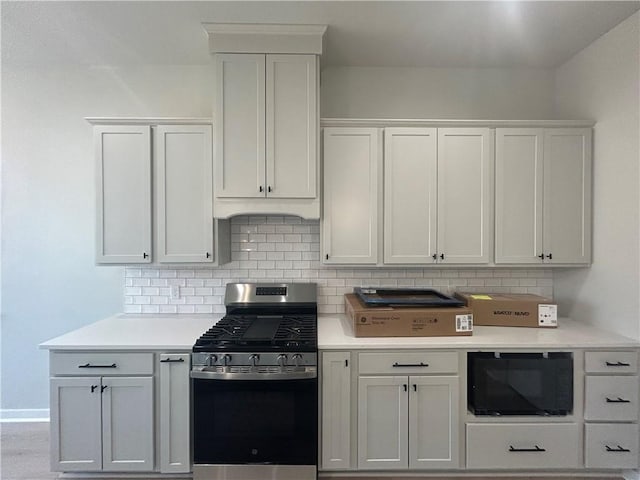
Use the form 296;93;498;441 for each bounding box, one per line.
192;374;318;466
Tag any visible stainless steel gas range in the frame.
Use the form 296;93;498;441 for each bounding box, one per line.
190;282;318;480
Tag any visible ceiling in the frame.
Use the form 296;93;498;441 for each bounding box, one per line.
2;1;639;69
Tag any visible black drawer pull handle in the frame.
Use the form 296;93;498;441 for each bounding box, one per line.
160;358;185;363
606;361;631;367
90;385;98;393
606;445;631;453
78;363;117;369
392;362;429;368
101;385;107;393
509;445;546;453
606;397;631;403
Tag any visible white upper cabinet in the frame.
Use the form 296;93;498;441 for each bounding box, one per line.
495;128;592;264
322;128;381;265
383;127;491;265
95;125;152;264
214;53;319;218
436;128;492;264
384;128;437;264
155;125;215;263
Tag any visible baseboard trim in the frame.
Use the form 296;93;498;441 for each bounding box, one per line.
0;408;50;422
623;470;640;480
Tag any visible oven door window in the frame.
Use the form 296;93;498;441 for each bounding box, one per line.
192;377;318;465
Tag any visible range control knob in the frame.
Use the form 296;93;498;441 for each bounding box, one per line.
249;354;260;366
291;353;303;367
205;354;218;367
277;354;288;367
222;354;232;366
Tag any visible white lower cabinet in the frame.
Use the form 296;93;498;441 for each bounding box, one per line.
466;423;580;469
50;376;153;472
585;423;639;469
357;374;459;470
321;351;352;470
159;353;191;473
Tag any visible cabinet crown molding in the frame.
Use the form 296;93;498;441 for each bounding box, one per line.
86;117;212;126
321;118;596;128
203;23;327;54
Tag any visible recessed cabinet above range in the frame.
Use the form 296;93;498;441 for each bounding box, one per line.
206;24;326;219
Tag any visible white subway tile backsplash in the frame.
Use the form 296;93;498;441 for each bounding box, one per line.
124;216;555;313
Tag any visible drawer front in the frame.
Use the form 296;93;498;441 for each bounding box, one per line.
585;351;638;374
358;351;458;375
585;376;639;421
585;423;639;469
51;352;154;376
466;423;580;469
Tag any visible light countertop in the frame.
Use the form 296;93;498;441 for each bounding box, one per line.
40;313;639;351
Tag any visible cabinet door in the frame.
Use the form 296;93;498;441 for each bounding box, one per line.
495;129;544;264
384;128;437;264
322;128;381;264
155;125;214;263
321;352;352;470
409;376;459;469
215;53;265;198
102;377;154;471
437;128;492;264
159;354;191;473
95;125;151;263
50;377;102;472
358;376;408;470
266;54;317;198
543;128;592;264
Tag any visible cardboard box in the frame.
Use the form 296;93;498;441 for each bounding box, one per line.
344;294;473;337
454;292;557;328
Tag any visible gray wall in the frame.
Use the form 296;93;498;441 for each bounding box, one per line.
553;12;640;340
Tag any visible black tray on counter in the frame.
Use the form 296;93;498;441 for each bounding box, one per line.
353;287;465;308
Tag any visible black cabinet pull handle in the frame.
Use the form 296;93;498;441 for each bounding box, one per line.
546;253;553;259
345;359;349;367
90;385;98;393
413;384;417;392
259;186;264;192
392;362;429;368
79;363;117;369
440;253;445;260
268;186;272;193
509;445;546;453
606;397;631;403
101;385;107;393
403;384;408;392
432;253;437;260
606;361;631;367
325;254;329;260
160;358;185;363
143;252;149;259
606;445;631;453
538;253;545;259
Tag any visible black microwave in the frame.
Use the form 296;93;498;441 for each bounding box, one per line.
467;352;573;416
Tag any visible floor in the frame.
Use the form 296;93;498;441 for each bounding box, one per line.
0;422;625;480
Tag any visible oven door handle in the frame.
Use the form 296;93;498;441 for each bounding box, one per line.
190;369;317;381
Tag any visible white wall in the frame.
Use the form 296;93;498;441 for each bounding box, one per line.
1;65;215;413
321;66;556;118
553;12;640;339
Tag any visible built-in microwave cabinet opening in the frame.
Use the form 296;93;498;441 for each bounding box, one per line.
467;352;573;416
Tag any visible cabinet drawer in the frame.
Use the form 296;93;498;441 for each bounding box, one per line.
585;351;638;374
585;423;639;469
584;376;639;421
50;352;154;376
466;423;580;469
358;351;458;375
